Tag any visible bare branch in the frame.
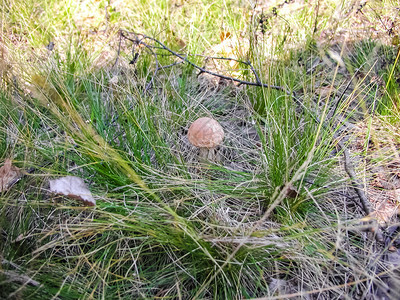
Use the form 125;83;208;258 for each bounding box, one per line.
247;60;262;85
336;139;384;242
120;31;286;92
0;270;41;287
337;140;371;215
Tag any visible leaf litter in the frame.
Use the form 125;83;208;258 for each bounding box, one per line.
351;117;400;226
0;159;21;192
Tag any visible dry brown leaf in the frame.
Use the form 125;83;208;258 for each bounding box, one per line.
286;185;299;198
219;31;231;42
278;183;299;198
0;159;21;192
174;37;186;49
49;176;96;206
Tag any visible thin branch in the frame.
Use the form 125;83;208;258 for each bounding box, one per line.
120;31;286;92
157;61;184;71
107;30;291;130
152;51;253;66
336;139;384;242
111;30;123;70
141;42;159;93
297;96;384;242
0;270;41;287
247;60;262;85
337;140;371;215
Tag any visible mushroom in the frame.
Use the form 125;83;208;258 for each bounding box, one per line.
187;117;224;161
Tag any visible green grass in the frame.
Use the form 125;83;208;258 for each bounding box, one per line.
1;0;400;299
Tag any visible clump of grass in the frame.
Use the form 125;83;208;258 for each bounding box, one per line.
0;42;358;299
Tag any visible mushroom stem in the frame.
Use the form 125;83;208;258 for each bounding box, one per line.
199;147;220;162
207;148;216;161
199;147;209;160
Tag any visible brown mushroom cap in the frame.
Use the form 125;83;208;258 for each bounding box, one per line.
187;117;224;148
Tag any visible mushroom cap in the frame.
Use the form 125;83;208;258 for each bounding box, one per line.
187;117;224;148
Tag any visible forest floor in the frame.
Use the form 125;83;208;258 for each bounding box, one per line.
1;0;400;299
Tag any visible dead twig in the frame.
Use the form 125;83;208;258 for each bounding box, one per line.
336;139;384;242
1;259;42;288
0;270;41;287
119;30;286;92
337;140;371;215
157;61;184;71
248;60;262;85
303;106;384;242
107;30;290;129
111;31;123;70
